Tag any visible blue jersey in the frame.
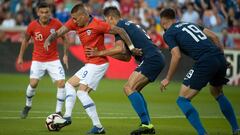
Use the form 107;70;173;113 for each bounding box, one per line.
163;22;223;61
115;19;161;61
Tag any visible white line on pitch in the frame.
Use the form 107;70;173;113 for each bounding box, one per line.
0;110;135;115
0;116;239;120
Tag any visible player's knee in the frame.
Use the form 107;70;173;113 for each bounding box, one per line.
123;84;133;95
30;80;38;88
56;80;65;88
210;85;223;98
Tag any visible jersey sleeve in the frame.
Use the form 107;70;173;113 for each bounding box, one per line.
26;22;33;36
95;19;111;34
163;33;178;50
64;19;76;30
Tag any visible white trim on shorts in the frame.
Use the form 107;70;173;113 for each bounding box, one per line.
74;63;109;90
30;60;65;82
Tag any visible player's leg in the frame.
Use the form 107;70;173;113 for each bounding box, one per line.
124;71;156;135
55;79;65;115
209;55;239;134
177;61;213;135
47;60;66;115
210;85;239;134
128;55;165;135
21;61;45;119
176;85;207;135
75;63;108;134
124;71;151;125
53;75;79;128
21;78;39;119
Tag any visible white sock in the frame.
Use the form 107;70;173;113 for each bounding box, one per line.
26;84;35;107
77;90;102;128
64;82;76;118
56;87;66;113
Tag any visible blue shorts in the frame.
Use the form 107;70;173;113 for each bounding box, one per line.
135;54;165;82
183;54;229;90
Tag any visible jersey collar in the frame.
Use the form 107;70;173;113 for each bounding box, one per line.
37;18;51;26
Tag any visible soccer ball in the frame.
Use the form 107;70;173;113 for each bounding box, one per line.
45;113;62;131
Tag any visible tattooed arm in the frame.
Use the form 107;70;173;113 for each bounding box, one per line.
17;33;31;64
60;34;70;69
44;26;70;51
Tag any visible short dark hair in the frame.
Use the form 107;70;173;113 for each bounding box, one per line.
160;8;176;19
103;6;121;18
71;3;86;14
37;2;50;9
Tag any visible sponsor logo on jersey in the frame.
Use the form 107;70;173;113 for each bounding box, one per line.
87;30;91;36
50;28;56;34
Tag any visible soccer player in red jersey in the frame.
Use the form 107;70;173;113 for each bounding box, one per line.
44;3;140;134
17;2;68;119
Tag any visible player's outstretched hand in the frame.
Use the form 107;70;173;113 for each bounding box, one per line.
63;55;68;69
44;41;50;51
131;48;142;56
160;78;170;92
85;48;99;57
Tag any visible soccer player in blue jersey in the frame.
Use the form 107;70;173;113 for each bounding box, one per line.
85;7;165;135
159;8;240;135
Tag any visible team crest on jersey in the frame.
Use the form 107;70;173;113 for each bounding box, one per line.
50;28;56;34
86;30;91;36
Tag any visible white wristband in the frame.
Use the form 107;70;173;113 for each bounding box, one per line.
128;44;134;51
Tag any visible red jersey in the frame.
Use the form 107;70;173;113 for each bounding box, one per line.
65;17;111;64
26;18;62;62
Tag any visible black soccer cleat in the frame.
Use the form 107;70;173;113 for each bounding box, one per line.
130;124;155;135
20;106;31;119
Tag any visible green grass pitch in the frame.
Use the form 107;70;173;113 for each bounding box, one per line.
0;73;239;135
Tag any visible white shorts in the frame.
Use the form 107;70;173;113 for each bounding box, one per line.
30;60;65;82
75;63;109;90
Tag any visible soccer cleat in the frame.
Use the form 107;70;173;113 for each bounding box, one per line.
20;106;31;119
233;129;240;135
87;126;106;134
53;117;72;128
130;124;155;135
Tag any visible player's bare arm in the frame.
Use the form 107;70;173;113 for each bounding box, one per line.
61;35;70;69
44;26;69;51
85;40;131;61
108;26;142;56
203;28;224;52
160;47;181;92
17;33;31;64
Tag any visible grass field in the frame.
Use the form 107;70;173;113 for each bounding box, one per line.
0;73;239;135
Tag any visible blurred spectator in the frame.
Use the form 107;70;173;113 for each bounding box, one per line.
103;0;120;10
15;14;25;26
55;3;70;23
181;2;200;23
221;27;235;48
145;0;163;9
1;12;16;27
202;7;217;28
209;1;227;32
17;2;32;25
120;0;134;18
148;25;168;49
89;0;103;17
